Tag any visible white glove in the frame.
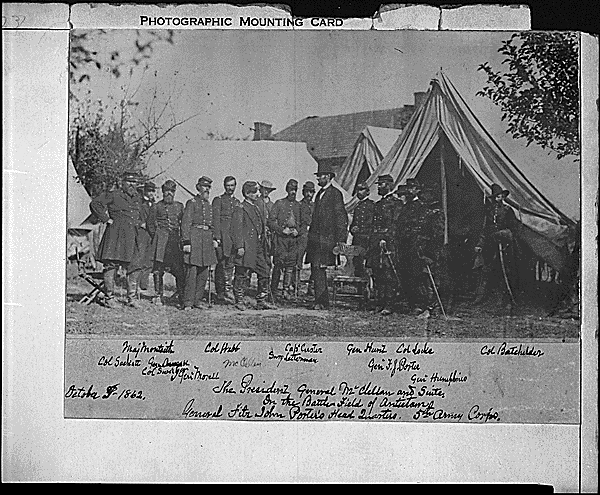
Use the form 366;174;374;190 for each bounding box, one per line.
107;219;114;225
237;247;245;256
183;245;191;253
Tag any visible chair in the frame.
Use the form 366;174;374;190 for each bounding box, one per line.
74;246;108;305
78;271;108;305
331;244;371;308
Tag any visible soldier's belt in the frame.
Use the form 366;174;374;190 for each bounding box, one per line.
193;225;211;230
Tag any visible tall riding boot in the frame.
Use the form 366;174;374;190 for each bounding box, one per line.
256;277;277;310
283;267;294;299
126;271;141;308
103;267;118;308
270;264;282;299
233;267;247;311
214;262;226;301
153;272;163;305
224;266;235;303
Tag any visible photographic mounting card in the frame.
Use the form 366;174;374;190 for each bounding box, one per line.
2;2;597;487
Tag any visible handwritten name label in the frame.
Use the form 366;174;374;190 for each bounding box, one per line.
480;343;545;357
65;339;578;423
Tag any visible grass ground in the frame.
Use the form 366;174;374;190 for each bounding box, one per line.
66;268;579;341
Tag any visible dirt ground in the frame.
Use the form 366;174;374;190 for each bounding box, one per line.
66;270;579;341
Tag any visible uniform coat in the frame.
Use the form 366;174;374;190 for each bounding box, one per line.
212;193;240;258
90;189;143;263
148;199;184;264
256;196;274;255
350;197;375;247
298;197;315;266
231;200;267;273
268;197;304;267
181;195;217;267
129;196;154;271
306;185;348;267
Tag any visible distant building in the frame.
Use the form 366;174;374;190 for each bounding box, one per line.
254;92;427;174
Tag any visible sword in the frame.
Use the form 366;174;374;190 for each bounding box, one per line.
498;242;516;306
426;264;447;319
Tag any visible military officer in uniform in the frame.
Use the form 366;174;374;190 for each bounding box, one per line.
256;179;276;288
147;180;184;306
269;179;305;300
473;183;519;310
231;181;277;311
212;176;240;304
412;186;446;318
367;174;401;315
90;171;145;308
298;181;316;295
134;181;157;294
397;178;429;315
181;176;218;310
349;182;374;277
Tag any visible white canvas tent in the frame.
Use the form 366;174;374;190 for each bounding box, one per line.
148;140;352;204
67;156;95;259
336;126;402;195
67;155;94;232
347;71;576;272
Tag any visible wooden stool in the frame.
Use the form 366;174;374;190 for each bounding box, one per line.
331;245;370;308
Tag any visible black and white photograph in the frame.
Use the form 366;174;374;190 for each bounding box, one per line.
66;29;580;339
3;2;597;485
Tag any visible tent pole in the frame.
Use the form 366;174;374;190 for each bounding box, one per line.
440;135;449;245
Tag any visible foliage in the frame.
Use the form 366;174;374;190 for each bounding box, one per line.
70;74;200;196
477;32;579;160
70;29;174;88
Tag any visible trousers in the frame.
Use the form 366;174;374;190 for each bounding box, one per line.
183;264;209;307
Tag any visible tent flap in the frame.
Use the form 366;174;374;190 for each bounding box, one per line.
347;71;574;272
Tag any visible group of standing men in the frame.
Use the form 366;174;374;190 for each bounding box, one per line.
89;167;344;311
90;166;516;315
351;175;518;316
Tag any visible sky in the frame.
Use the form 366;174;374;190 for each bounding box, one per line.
72;29;581;219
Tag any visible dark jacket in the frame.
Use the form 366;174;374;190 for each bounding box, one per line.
306;184;348;266
212;193;240;258
232;200;267;271
90;189;143;263
129;195;154;270
148;199;183;264
181;195;217;267
350;197;375;244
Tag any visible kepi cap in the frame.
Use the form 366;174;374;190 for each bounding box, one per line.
376;174;394;184
196;176;213;187
302;181;316;191
162;180;177;192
